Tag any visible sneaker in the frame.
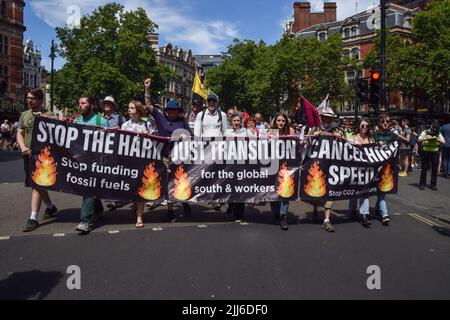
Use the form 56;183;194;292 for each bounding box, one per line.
419;185;425;191
23;219;39;232
280;215;289;231
359;215;371;228
43;206;58;220
398;171;408;177
211;203;222;211
382;216;391;226
322;221;335;232
75;221;92;233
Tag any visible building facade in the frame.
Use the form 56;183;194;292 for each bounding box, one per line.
148;33;196;109
194;54;222;81
0;0;25;114
292;2;418;114
285;1;337;34
23;39;44;93
387;0;430;10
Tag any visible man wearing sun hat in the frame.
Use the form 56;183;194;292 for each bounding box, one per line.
144;78;192;221
102;95;126;129
306;106;343;233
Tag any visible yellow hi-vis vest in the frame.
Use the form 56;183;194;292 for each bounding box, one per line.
422;131;440;152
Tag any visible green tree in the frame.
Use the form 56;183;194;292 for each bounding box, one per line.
54;3;174;112
206;34;351;117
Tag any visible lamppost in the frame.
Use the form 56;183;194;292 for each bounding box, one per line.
380;0;387;114
49;40;57;113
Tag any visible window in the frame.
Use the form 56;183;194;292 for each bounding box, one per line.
344;28;350;38
351;48;360;60
351;26;358;36
1;1;6;18
318;32;327;41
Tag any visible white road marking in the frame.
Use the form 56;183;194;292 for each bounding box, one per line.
0;236;10;240
152;227;163;231
53;233;65;237
198;225;207;228
108;230;120;234
409;213;441;227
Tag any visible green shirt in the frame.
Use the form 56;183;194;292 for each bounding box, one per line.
18;109;54;148
74;114;109;127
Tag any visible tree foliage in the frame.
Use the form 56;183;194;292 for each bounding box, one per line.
206;34;353;117
54;3;174;112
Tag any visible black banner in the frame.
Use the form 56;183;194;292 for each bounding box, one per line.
168;137;301;203
300;136;399;201
30;117;168;202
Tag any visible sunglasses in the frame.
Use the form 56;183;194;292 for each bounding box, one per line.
360;125;369;128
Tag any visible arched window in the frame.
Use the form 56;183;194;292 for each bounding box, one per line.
351;26;358;36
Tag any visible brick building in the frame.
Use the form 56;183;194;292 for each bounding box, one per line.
0;0;25;113
285;1;337;34
148;33;196;109
291;2;419;114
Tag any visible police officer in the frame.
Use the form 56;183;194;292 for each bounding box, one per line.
418;120;445;191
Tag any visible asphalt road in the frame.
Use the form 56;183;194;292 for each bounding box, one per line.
1;151;450;300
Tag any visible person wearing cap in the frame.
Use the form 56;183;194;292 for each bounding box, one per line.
187;98;203;130
306;106;342;233
194;94;229;138
418;120;445;191
144;78;192;221
102;96;127;129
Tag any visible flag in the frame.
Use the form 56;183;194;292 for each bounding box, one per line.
192;70;209;100
301;96;321;128
317;94;329;112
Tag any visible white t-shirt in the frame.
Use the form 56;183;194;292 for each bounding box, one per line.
194;109;229;138
121;120;148;133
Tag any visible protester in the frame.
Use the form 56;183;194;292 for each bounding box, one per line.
121;100;149;228
102;96;126;128
373;114;397;226
244;117;258;137
144;78;192;221
307;106;341;232
1;119;11;150
269;113;295;231
227;108;236;126
18;89;58;232
72;96;109;234
409;127;419;172
187;98;203;130
193;94;229;139
418;120;445;191
348;119;375;228
225;112;247;222
398;119;412;177
254;112;268;136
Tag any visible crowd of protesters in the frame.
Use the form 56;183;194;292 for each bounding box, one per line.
14;82;450;235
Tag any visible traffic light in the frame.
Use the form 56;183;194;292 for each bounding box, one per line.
356;79;369;104
369;69;381;107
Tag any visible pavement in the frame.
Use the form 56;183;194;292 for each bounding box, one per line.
1;150;450;300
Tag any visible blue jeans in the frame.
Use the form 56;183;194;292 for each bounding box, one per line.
349;197;370;216
80;197;103;223
270;201;289;216
375;194;389;218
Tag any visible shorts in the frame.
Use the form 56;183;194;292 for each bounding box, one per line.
400;149;412;157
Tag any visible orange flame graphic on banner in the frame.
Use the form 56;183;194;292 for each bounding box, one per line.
277;162;295;198
31;146;57;186
378;164;395;193
173;165;192;201
304;161;326;198
138;163;161;200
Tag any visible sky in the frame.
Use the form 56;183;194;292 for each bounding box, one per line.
25;0;378;71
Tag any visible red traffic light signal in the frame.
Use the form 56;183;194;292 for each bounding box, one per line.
371;71;380;80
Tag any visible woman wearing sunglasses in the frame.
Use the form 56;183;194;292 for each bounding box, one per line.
348;119;375;228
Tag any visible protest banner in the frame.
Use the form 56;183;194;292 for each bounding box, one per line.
30;117;168;202
300;136;399;201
